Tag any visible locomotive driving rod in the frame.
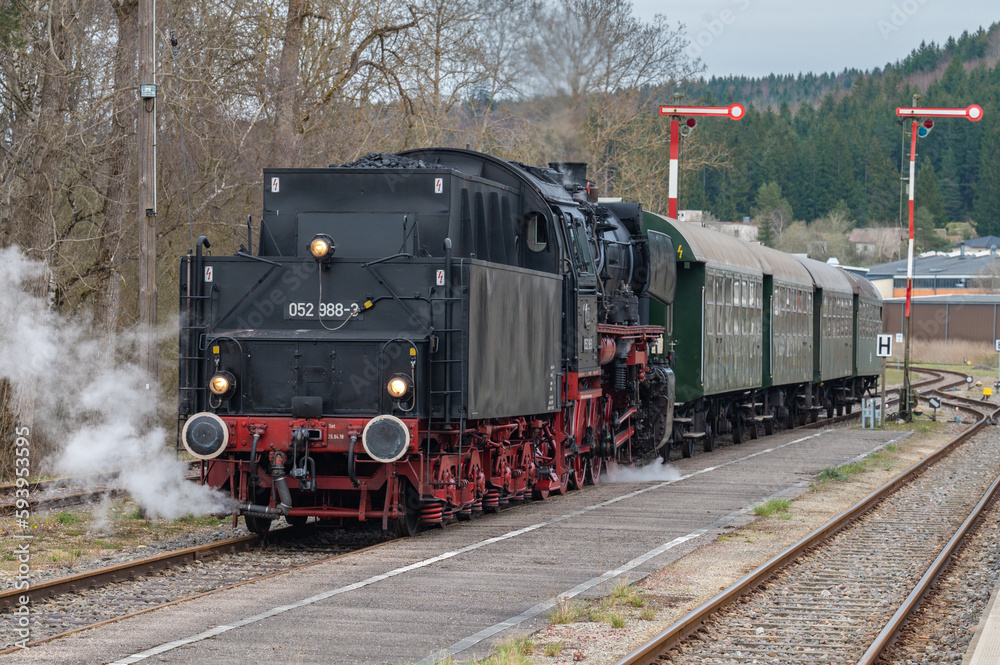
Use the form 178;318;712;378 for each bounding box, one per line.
238;452;292;517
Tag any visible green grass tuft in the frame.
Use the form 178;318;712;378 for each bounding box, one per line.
471;636;536;664
610;578;645;608
753;498;791;517
547;597;585;625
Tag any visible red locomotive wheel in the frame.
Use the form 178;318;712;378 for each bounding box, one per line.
395;481;421;537
570;455;587;491
551;468;569;496
585;456;602;485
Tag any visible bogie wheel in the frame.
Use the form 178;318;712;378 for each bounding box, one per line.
765;416;775;436
732;415;750;445
585;456;602;485
703;420;716;452
395;481;422;538
245;514;273;536
681;435;694;459
731;417;742;444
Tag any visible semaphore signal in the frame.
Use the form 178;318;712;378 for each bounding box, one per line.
895;104;984;121
658;100;745;219
894;96;984;421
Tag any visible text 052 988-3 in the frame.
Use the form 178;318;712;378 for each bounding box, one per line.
286;302;353;320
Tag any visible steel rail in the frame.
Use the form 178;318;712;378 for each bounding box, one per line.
615;395;992;665
0;463;201;496
0;534;260;611
857;428;1000;664
0;530;393;656
0;474;201;516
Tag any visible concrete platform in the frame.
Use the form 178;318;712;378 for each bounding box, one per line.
5;427;905;665
964;575;1000;664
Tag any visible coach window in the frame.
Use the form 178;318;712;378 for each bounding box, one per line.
705;275;715;337
725;276;732;335
734;279;741;335
733;279;741;335
716;277;723;335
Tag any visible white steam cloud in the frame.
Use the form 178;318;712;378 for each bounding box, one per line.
0;246;226;519
603;457;681;483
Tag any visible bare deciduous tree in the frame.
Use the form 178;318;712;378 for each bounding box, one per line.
523;0;696;100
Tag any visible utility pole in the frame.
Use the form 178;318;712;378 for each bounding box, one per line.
658;97;745;219
138;0;158;397
894;98;983;420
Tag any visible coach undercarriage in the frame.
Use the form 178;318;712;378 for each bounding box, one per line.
668;375;880;459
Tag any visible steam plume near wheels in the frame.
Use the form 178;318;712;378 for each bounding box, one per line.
0;246;226;519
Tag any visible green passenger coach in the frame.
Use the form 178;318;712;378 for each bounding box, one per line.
748;244;815;392
643;212;764;454
639;213;881;457
843;270;884;380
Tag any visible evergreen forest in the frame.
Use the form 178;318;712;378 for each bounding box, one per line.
672;24;1000;255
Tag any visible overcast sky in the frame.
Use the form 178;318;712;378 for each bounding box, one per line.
631;1;999;78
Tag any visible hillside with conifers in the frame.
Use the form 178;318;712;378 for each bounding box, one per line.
674;24;1000;260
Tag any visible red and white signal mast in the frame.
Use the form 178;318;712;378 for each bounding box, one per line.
895;96;984;420
658;100;745;219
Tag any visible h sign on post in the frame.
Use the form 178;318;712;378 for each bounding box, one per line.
876;334;893;358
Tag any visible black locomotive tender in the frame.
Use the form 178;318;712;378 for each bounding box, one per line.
179;148;881;535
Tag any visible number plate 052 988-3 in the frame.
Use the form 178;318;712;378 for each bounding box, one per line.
284;302;355;320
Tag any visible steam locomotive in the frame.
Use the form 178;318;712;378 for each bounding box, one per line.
178;148;880;536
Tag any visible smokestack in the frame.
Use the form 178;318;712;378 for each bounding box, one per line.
550;162;597;202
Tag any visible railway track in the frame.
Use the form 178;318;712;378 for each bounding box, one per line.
0;524;392;652
0;368;978;656
615;380;998;665
0;464;201;516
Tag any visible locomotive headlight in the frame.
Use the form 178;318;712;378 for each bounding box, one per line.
309;233;336;260
387;374;413;400
208;371;236;396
